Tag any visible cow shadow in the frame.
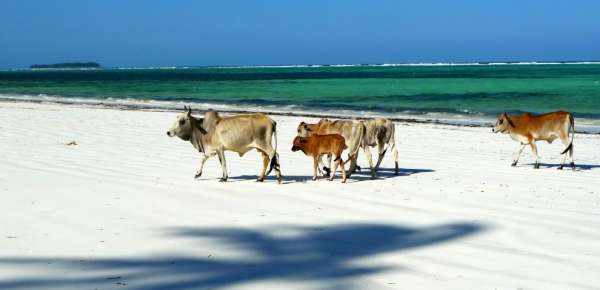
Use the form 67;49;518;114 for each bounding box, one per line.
0;222;486;290
225;174;321;184
229;167;433;184
519;163;600;171
350;167;435;180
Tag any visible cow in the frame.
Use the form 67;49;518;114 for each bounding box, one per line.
492;111;575;170
360;118;400;177
167;106;282;182
297;118;365;177
291;134;347;183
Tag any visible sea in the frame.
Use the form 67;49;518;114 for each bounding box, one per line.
1;62;600;132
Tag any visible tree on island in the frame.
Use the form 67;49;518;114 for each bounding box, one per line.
30;62;101;69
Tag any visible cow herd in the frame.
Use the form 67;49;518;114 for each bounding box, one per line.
167;107;576;183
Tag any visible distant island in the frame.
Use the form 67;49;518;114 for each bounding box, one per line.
30;62;101;69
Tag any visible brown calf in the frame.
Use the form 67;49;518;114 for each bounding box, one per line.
291;134;347;183
297;119;365;177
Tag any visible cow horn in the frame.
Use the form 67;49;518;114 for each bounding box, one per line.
187;106;192;116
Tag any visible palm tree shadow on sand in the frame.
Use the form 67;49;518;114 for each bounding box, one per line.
0;222;485;290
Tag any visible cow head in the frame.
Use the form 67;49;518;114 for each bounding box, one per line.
297;121;314;137
492;112;515;133
166;106;207;141
291;136;308;152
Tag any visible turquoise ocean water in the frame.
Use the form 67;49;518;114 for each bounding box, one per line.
1;63;600;130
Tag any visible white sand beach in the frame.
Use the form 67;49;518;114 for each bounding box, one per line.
1;101;599;290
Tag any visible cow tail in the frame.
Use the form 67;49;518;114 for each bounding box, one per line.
267;120;279;175
561;114;575;155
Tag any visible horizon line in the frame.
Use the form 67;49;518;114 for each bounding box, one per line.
4;59;600;71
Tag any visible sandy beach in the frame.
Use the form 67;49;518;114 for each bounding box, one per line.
1;101;599;290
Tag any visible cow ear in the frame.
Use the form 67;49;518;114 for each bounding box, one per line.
187;106;192;117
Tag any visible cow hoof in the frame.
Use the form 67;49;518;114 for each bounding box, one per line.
511;161;517;167
194;173;202;179
534;163;540;169
342;179;347;183
355;165;362;172
557;166;563;170
256;177;264;182
570;162;576;170
219;178;228;182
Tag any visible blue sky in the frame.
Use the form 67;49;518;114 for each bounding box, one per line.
1;0;599;68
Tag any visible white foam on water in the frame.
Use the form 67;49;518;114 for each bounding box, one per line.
100;61;600;70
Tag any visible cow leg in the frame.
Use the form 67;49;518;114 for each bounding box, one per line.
271;152;282;183
340;158;347;183
326;154;333;177
558;137;569;170
530;142;540;169
558;134;575;170
195;154;212;179
217;150;228;181
511;143;527;167
346;153;358;178
312;156;319;181
257;151;269;182
390;142;399;175
256;142;282;183
374;142;386;170
363;146;376;179
329;156;338;181
569;145;575;170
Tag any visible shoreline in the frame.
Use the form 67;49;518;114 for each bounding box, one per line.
3;95;600;134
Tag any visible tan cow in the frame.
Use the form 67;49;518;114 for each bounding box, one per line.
297;118;365;177
291;134;347;183
167;107;282;182
361;118;399;177
492;111;575;169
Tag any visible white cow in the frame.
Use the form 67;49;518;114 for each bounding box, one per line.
167;107;282;182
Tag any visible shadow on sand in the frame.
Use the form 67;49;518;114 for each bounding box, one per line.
0;222;485;290
519;163;600;171
226;167;434;183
